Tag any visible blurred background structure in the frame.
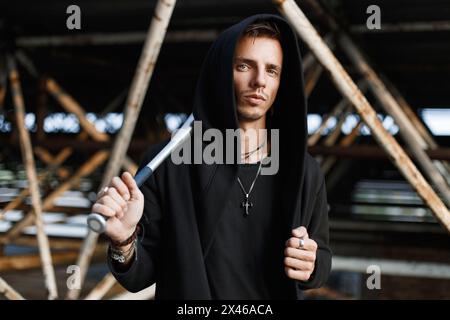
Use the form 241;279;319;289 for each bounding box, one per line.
1;0;450;300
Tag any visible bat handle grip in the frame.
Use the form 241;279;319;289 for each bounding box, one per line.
87;113;194;233
134;166;153;188
87;167;153;233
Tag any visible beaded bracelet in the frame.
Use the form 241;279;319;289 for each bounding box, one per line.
109;224;141;248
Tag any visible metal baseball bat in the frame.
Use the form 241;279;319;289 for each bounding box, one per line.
87;114;195;233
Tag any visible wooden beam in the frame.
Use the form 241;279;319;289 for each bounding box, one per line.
34;146;73;167
350;21;450;33
381;76;434;148
302;52;315;74
303;34;334;73
1;140;83;221
110;284;155;300
0;277;25;300
3;203;91;216
333;256;450;279
0;235;109;251
0;188;29;220
1;135;151;153
314;105;354;169
0;250;94;272
84;273;117;300
304;62;323;98
304;0;450;207
98;87;128;118
46;79;138;173
309;145;450;161
322;106;352;148
308;81;368;147
322;157;352;192
16;29;220;47
46;80;137;173
379;74;450;184
7;54;58;299
36;76;47;141
122;156;139;176
34;147;71;178
305;286;353;300
3;150;109;242
46;78;110;142
321;122;363;175
33;146;55;164
69;0;178;300
273;0;450;232
15;51;138;174
0;56;6;110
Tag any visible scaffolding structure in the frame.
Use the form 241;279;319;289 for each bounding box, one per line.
0;0;449;300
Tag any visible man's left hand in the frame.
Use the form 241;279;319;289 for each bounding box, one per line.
284;226;317;282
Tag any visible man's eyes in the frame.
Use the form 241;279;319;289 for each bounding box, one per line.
237;63;249;71
236;63;279;76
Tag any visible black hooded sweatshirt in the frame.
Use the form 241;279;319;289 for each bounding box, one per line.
109;14;332;300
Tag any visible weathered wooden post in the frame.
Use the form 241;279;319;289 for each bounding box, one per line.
303;0;450;206
308;81;368;147
7;55;58;299
305;63;323;98
0;56;6;109
273;0;450;232
0;277;25;300
68;0;178;300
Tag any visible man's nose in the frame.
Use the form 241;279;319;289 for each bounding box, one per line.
251;69;266;88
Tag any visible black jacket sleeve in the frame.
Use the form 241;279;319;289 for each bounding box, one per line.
297;175;332;290
108;146;166;293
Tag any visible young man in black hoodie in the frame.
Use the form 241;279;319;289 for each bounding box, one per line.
92;14;332;299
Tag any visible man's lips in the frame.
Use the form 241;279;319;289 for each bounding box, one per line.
245;94;266;101
243;93;267;106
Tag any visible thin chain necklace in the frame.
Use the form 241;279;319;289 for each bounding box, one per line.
241;139;266;161
237;161;263;216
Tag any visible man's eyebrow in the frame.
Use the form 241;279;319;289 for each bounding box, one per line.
234;57;256;65
234;57;281;71
267;63;282;71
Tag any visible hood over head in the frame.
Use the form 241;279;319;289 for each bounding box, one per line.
193;14;307;134
192;13;308;226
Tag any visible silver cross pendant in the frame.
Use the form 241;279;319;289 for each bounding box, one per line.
241;194;253;216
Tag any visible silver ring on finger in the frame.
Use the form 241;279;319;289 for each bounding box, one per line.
298;238;305;249
98;186;109;197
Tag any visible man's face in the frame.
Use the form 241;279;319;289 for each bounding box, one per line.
233;36;283;122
